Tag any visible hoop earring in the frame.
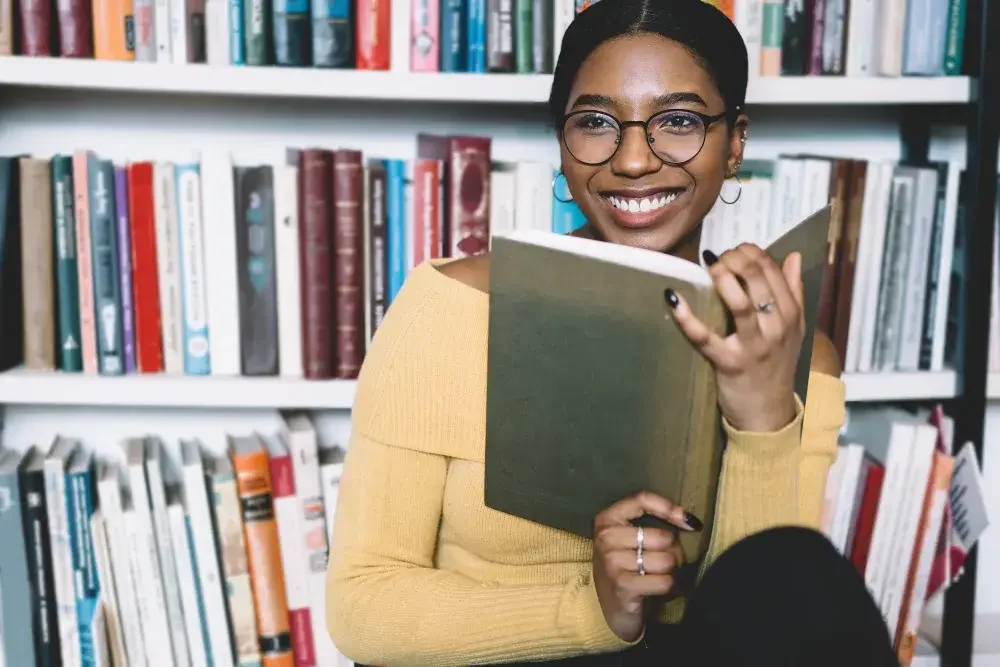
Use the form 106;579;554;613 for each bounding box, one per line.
719;173;742;205
552;170;573;203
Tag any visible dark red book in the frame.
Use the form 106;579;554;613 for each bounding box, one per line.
17;0;53;55
850;462;886;575
332;149;364;379
298;149;335;379
126;162;164;373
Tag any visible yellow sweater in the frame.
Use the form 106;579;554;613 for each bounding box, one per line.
326;261;845;667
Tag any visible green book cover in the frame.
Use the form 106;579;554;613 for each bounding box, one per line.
484;206;832;562
51;155;83;372
514;0;533;73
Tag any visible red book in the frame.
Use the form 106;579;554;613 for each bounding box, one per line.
410;158;443;267
850;462;886;575
56;0;92;57
298;149;334;379
356;0;390;69
126;162;165;373
332;150;365;379
17;0;52;54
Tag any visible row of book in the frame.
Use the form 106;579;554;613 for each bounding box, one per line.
0;137;591;379
705;154;964;375
819;405;987;667
0;413;351;667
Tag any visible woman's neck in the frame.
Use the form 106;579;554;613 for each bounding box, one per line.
571;223;703;264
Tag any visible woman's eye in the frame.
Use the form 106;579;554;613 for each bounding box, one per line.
575;114;614;130
654;113;698;133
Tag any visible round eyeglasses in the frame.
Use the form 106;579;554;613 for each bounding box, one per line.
561;109;727;167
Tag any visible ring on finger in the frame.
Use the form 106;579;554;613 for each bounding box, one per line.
755;299;776;314
636;526;645;575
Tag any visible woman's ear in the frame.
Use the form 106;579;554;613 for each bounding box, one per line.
726;113;750;176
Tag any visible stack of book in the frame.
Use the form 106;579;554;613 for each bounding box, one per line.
0;412;349;667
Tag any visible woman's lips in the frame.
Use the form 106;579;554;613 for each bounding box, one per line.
601;189;687;229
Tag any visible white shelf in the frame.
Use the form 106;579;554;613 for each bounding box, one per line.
842;370;959;402
0;57;974;105
0;369;960;409
0;369;357;409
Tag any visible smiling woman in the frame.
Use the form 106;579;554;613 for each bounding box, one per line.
324;1;860;666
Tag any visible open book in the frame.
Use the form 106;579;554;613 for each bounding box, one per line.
483;205;832;562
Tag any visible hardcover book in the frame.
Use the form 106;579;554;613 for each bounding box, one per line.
484;205;832;562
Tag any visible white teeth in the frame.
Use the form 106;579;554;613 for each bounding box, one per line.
607;192;681;213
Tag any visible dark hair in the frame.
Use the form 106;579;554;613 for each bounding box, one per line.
548;0;749;129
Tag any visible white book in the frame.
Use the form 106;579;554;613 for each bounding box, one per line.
514;162;553;232
876;0;907;76
90;598;112;667
828;443;866;554
552;0;574;65
881;424;938;639
929;164;961;371
319;448;346;548
169;0;188;63
205;0;229;65
844;0;877;76
154;0;172;61
274;162;304;378
44;437;81;667
734;0;763;80
283;414;334;665
200;149;242;376
143;439;191;667
176;159;212;375
96;463;147;667
844;161;886;372
863;422;916;609
180;441;235;667
90;512;127;667
123;439;176;667
153;162;184;373
896;168;938;371
166;496;209;667
855;162;894;373
489;162;517;242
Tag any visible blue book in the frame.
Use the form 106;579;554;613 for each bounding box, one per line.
229;0;246;64
386;159;407;303
552;172;587;234
175;162;212;375
186;515;214;667
440;0;466;71
466;0;487;72
312;0;352;67
65;450;101;667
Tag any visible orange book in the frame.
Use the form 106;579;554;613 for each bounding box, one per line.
92;0;134;60
72;152;98;374
230;435;295;667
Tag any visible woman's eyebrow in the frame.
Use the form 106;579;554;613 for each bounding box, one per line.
569;93;616;109
651;91;709;108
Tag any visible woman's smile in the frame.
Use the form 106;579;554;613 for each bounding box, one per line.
598;185;692;229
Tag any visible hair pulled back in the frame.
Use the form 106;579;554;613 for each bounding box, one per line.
548;0;749;129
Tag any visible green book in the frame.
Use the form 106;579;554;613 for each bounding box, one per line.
51;155;83;372
484;205;832;562
514;0;533;73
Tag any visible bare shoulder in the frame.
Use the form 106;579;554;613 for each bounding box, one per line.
436;254;492;294
809;331;842;378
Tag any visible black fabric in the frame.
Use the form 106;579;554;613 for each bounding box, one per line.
358;526;898;667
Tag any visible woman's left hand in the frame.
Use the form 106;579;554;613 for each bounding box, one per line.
666;244;803;433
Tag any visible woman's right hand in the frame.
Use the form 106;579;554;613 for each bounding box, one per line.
592;491;699;642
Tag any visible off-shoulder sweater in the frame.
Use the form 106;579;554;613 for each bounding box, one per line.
326;260;845;667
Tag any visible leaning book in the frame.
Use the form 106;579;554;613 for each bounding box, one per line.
484;205;832;562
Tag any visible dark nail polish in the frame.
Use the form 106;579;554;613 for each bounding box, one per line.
702;249;719;266
684;512;704;532
664;288;679;308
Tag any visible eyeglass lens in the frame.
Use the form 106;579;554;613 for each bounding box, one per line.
562;110;709;166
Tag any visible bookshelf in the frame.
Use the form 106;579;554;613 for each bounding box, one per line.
0;1;997;666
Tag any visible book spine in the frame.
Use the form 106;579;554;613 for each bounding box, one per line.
272;0;308;65
366;161;389;338
56;0;92;55
275;160;303;378
513;0;530;72
171;0;190;62
332;150;364;379
229;0;245;63
242;0;266;64
175;162;211;375
468;0;486;72
211;470;261;667
68;467;100;667
530;0;550;72
439;0;464;71
919;164;950;369
486;0;513;71
19;157;57;371
0;468;37;667
943;0;965;74
298;150;334;379
0;0;13;53
759;0;783;75
126;162;165;373
311;0;350;67
232;450;295;667
410;0;438;71
133;0;156;60
355;0;389;69
780;0;807;75
385;159;406;302
113;165;137;374
154;0;172;61
17;0;53;55
446;137;491;257
21;469;61;667
188;0;207;61
93;0;134;59
153;162;184;373
88;157;125;376
167;504;210;667
44;458;81;667
269;453;316;667
234;166;279;376
807;0;824;74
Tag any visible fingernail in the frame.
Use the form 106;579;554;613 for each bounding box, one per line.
664;288;679;308
702;250;719;266
684;512;704;532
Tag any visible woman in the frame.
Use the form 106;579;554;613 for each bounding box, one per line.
327;0;851;664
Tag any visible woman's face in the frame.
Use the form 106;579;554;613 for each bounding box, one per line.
560;34;748;257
